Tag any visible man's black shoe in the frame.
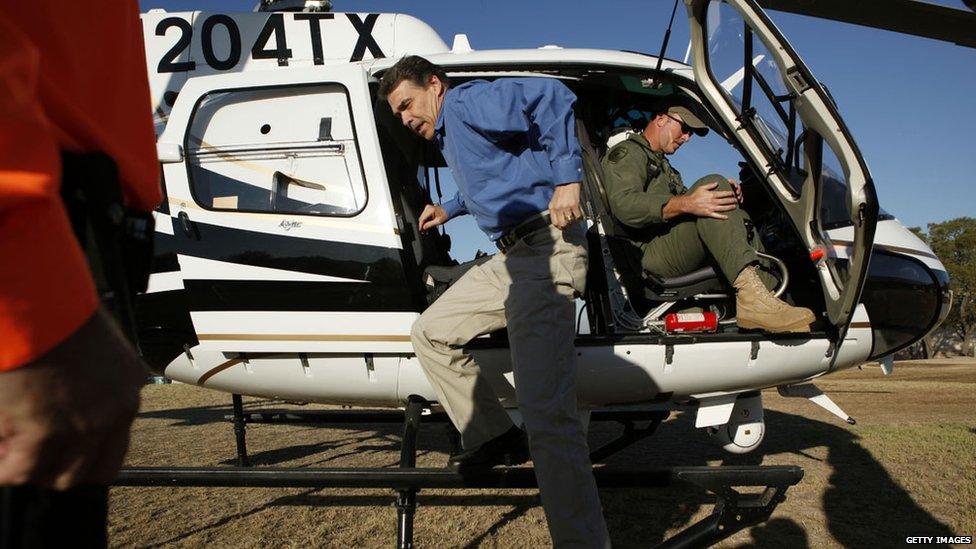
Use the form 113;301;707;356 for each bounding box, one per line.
448;426;530;471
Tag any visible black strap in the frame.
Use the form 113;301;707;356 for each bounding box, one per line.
645;158;662;192
574;120;618;234
59;152;154;348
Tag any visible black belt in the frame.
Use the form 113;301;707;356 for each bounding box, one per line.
495;213;552;253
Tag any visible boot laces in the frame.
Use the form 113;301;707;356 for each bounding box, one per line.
742;267;787;311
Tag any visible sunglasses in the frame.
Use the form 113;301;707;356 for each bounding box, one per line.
664;113;694;135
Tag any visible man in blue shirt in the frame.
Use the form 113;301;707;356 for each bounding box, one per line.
381;56;609;547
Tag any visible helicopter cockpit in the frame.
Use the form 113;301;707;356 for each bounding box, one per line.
370;63;834;339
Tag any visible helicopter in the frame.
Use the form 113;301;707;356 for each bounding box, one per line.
134;0;963;456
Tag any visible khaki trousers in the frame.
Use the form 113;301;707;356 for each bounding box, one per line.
411;222;610;548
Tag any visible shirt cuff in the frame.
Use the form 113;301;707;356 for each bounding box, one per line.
0;201;98;371
441;198;466;220
643;195;670;225
551;156;583;186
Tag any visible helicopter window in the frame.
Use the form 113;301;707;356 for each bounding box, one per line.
704;1;802;189
185;84;367;217
818;145;851;228
807;141;894;229
702;1;893;231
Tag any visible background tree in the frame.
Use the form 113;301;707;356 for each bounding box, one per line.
912;218;976;357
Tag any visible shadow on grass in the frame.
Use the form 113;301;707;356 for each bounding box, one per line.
818;389;894;394
131;400;956;547
138;491;540;548
217;439;364;466
461;500;537;549
596;409;956;547
273;493;539;508
142;488;320;548
136;398;277;426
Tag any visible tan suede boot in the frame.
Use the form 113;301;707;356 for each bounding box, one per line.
733;266;816;333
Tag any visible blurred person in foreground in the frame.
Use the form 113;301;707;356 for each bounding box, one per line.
0;2;159;546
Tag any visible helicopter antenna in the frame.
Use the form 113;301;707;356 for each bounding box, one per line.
650;0;681;89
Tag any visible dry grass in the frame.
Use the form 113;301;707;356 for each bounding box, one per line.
110;359;976;548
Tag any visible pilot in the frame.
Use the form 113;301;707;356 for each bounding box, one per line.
380;56;609;547
600;98;815;332
1;2;158;545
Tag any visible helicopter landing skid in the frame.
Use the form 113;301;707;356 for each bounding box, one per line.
117;396;802;548
226;394;670;467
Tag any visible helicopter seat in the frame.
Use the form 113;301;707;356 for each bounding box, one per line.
643;265;725;301
577;120;736;329
595;228;729;318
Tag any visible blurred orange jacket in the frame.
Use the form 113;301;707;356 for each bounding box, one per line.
0;3;160;371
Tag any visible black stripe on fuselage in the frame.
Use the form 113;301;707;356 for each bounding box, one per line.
173;219;407;284
135;288;197;372
151;231;180;274
182;279;415;311
162;219;419;312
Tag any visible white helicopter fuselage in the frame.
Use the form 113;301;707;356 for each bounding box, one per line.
137;5;950;445
166;317;871;408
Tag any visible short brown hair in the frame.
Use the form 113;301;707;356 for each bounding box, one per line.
378;55;450;99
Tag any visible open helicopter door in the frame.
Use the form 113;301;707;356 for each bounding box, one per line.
684;0;879;353
156;65;416;356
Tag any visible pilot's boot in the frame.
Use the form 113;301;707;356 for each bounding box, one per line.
733;266;816;333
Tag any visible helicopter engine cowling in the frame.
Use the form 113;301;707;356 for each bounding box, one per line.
708;392;765;454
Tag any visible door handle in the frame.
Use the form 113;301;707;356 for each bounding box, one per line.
177;211;197;239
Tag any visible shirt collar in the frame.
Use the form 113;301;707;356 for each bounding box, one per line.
629;132;666;162
433;89;451;138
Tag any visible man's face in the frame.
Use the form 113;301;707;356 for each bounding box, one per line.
653;112;693;154
387;76;444;141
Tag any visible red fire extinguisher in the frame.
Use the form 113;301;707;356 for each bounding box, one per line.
664;311;718;333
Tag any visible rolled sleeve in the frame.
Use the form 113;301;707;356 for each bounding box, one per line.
551;156;583;186
441;193;468;220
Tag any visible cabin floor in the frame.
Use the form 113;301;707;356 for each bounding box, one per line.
111;358;975;547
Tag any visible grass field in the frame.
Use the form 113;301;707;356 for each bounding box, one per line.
110;359;976;547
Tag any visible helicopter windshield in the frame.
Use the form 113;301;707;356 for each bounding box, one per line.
705;1;891;228
706;2;799;182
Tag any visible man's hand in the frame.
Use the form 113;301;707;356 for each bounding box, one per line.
549;182;583;229
418;204;449;232
0;307;147;490
729;178;744;204
671;181;738;220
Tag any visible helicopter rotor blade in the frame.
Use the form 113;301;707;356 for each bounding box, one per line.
756;0;976;48
719;54;765;93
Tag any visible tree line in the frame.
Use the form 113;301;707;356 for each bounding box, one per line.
908;217;975;358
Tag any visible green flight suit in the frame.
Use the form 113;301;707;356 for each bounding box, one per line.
600;132;773;287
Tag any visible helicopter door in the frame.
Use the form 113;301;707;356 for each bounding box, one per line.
156;65;415;354
684;0;879;340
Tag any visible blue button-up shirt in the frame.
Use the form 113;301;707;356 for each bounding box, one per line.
434;78;583;241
